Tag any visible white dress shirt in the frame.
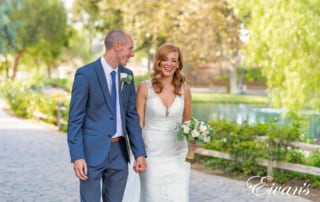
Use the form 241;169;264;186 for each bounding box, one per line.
100;57;123;138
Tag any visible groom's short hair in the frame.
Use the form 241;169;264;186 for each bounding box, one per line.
104;29;129;51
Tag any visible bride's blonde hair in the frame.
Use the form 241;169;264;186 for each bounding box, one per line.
151;43;185;96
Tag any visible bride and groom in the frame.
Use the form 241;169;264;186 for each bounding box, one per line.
67;29;192;202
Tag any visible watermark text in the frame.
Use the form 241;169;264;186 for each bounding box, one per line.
246;176;310;197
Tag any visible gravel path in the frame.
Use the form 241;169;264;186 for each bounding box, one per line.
0;99;312;202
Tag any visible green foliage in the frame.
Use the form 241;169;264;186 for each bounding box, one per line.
216;67;266;82
306;152;320;168
3;0;69;79
236;66;266;82
0;2;18;54
229;0;320;112
122;0;241;64
63;28;93;63
71;0;241;65
192;93;268;104
29;78;70;91
204;118;320;185
134;74;150;88
207;120;268;175
286;149;305;164
71;0;123;35
0;78;69;131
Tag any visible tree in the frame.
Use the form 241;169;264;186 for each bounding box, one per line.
71;0;124;54
0;2;16;54
229;0;320;112
6;0;68;79
121;0;241;70
70;0;241;73
0;1;18;78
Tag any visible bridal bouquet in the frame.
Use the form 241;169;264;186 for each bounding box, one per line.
177;117;214;162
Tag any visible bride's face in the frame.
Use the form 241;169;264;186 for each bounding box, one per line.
160;51;179;77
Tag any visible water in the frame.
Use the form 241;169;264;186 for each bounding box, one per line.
192;103;320;140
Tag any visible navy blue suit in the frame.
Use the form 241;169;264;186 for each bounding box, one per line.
67;58;146;202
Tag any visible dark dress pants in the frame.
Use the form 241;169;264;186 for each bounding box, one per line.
80;140;128;202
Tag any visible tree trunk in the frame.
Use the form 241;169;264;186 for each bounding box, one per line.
11;50;24;80
4;57;10;79
229;65;238;94
47;65;52;79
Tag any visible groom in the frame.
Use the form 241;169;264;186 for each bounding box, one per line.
67;29;147;202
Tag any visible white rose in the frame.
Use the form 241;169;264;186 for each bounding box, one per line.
120;73;128;79
203;130;209;136
199;123;207;132
182;125;190;134
191;129;200;138
204;136;211;143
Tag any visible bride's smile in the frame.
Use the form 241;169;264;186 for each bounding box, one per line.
160;51;179;77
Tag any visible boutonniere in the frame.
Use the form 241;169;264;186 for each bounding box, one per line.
120;73;132;91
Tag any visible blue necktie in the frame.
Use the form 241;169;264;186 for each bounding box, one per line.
111;71;117;134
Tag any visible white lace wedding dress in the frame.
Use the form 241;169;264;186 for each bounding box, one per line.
123;80;190;202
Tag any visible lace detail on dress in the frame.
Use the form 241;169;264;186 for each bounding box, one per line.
123;80;190;202
138;80;190;202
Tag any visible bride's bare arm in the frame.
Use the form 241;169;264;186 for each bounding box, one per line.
136;82;148;128
182;83;192;123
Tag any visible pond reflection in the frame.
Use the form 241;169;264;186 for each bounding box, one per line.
192;103;320;140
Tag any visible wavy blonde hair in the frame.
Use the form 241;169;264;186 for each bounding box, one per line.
151;43;186;96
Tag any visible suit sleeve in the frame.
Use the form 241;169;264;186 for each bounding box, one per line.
67;70;89;163
125;73;147;159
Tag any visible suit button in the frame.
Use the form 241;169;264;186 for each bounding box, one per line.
108;134;112;138
110;117;114;120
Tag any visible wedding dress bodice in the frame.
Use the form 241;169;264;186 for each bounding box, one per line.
144;81;183;127
123;80;190;202
139;80;190;202
142;80;187;158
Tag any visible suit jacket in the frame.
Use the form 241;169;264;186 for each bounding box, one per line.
67;58;146;166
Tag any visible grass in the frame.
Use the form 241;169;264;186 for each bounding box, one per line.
192;93;269;105
134;74;269;105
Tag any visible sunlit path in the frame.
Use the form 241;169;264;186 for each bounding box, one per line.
0;98;312;202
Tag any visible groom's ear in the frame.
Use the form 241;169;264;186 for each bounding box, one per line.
114;42;122;51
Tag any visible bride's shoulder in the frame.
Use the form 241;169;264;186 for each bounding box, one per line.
137;80;149;96
182;83;191;98
138;80;150;88
183;82;190;88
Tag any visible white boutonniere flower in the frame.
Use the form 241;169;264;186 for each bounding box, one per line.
120;73;132;91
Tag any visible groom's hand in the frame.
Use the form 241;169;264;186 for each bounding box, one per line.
134;156;147;173
73;159;88;180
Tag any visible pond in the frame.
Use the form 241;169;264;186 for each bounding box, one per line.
192;103;320;141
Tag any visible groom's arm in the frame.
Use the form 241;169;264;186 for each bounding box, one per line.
125;72;147;159
67;69;90;179
67;69;88;163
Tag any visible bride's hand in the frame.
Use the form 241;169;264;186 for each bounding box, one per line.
133;156;147;173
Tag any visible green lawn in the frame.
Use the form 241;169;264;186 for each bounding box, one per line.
192;93;269;105
134;75;269;105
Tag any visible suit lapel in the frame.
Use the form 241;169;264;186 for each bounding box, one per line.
118;66;125;109
118;66;124;99
93;59;113;113
118;66;128;127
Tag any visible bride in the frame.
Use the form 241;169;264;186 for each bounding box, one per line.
123;43;192;202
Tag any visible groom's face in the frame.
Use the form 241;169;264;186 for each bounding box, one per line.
117;35;134;66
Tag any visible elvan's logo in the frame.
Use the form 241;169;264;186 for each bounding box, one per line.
246;176;310;197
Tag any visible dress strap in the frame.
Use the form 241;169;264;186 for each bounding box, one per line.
146;80;155;98
180;84;185;98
